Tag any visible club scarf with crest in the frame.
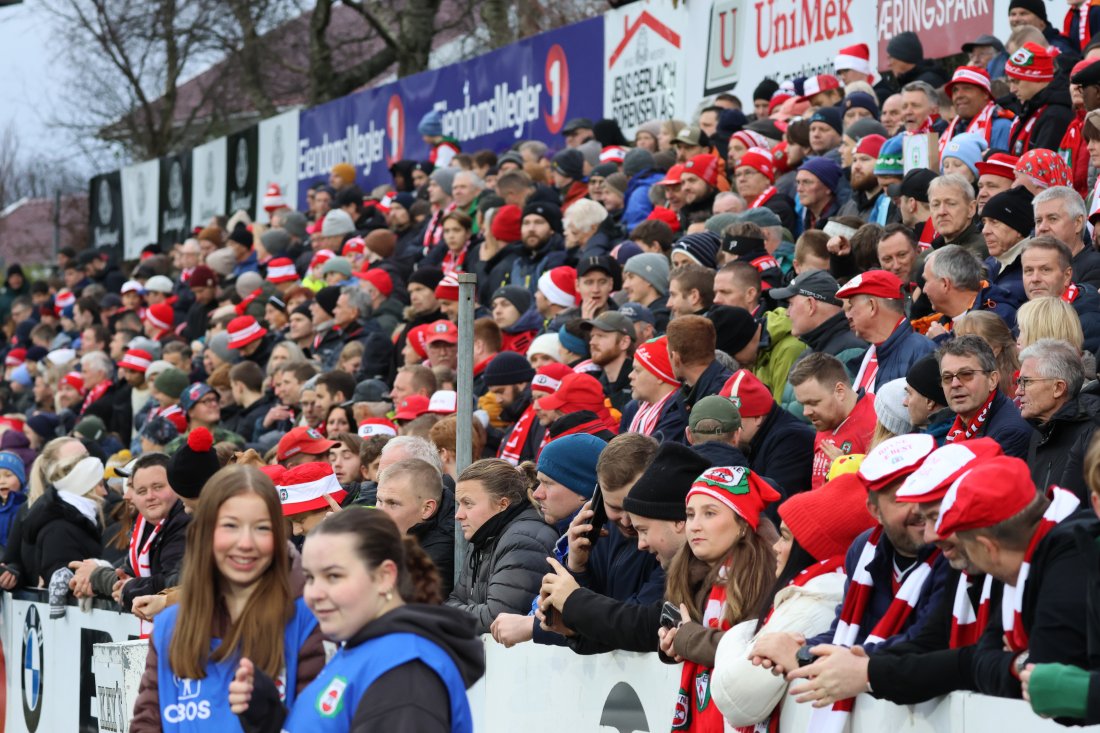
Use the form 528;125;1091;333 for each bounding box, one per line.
1003;487;1080;652
672;566;731;732
736;557;847;733
806;526;940;733
945;389;996;443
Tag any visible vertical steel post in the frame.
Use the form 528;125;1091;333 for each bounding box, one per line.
453;273;477;583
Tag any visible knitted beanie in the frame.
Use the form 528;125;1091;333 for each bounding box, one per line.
483;352;536;387
0;451;26;489
153;368;189;400
491;285;534;315
671;232;721;269
491;205;523;243
408;267;445;291
430;167;456;196
624;443;711;521
315;286;341;317
778;472;875;561
708;306;759;356
799;157;843;193
623;148;656;178
261;228;291;257
940;133;988;180
537;433;605;499
981;186;1034;237
166;427;221;500
623;253;670;295
874;378;914;436
886;31;924;64
906;353;947;406
418;109;444;137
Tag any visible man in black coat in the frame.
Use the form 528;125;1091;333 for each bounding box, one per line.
375;458;455;596
181;265;219;343
79;351;133;442
1019;340;1098;500
772;270;867;374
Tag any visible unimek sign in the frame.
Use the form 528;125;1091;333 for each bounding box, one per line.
297;16;603;204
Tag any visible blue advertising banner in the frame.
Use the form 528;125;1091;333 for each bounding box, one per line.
297;16;604;208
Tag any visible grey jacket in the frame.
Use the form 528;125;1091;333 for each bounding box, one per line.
445;504;558;634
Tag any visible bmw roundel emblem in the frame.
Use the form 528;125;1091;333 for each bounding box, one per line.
22;604;44;731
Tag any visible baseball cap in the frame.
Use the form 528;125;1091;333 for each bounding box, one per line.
618;302;656;326
583;312;633;339
276;426;338;462
425;320;458;345
689;396;743;433
394;394;431;421
835;270;905;300
769;270;841;305
352;379;390;403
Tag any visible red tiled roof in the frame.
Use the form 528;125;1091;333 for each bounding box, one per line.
0;196;89;265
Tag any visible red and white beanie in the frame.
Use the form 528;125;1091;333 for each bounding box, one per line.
5;348;26;367
54;289;76;315
226;315;268;350
633;336;680;386
834;44;873;77
342;237;367;256
600;146;627;165
357;417;398;439
62;371;85;394
262;183;287;213
531;363;573;396
266;257;298;284
145;303;174;332
276;462;347;516
310;249;335;270
117;348;153;373
731;130;770;152
537;266;579;308
945;66;993;98
737;147;776;182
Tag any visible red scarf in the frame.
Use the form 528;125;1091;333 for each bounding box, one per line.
808;527;939;731
1004;487;1080;652
906;112;940;136
1065;3;1093;50
949;572;993;648
498;406;538;465
749;187;777;209
749;255;780;291
441;243;470;276
945;390;996;443
1010;106;1049;155
672;567;730;732
940;102;1006;152
1063;282;1081;303
80;380;110;416
129;514;164;637
628;389;678;436
235;287;263;315
1058;112;1089;197
742;557;846;733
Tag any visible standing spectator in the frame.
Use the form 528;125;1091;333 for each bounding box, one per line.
1006;43;1075;154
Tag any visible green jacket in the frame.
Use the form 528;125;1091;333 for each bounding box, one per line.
753;308;808;400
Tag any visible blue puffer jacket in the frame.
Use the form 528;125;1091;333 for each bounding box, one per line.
877;319;937;386
622;170;664;232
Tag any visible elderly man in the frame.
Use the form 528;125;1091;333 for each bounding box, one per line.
331;287;393;379
80;350;133;439
1017;339;1096;498
796;158;844;232
837;270;936;392
1020;236;1100;352
772;270;867;372
451;170;485;229
937;335;1032;457
920;244;1020;339
941;66;1013;150
980;186;1034;303
928;175;986;256
1032;186;1100;287
901;81;947;135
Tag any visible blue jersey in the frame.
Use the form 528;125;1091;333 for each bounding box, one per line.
283;631;471;733
152;597;317;732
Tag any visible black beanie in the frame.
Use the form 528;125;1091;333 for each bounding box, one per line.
522;201;564;234
316;285;341;316
981;187;1034;237
624;443;711;521
167;427;222;499
552;149;585;181
1009;0;1048;23
228;223;254;249
491;285;534;315
906;354;947;407
408;266;444;291
708;306;760;356
293;302;312;319
483;352;536;387
753;78;780;103
548;411;615;441
886;31;924;65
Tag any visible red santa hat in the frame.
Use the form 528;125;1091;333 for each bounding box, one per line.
276;462;347;516
600;146;627;165
62;371;85;394
537;266;579;308
5;348;26;367
262;183;287;213
834;44;873;78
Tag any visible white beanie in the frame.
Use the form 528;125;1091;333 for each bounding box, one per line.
55;457;105;497
873;378;913;436
526;333;562;363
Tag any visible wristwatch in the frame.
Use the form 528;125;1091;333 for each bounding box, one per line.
796;643;817;668
1012;651;1030;679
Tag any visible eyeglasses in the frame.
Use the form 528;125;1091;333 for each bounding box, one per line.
939;369;990;385
1017;376;1059;390
197;394;220;406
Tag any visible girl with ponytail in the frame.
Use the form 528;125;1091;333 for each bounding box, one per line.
230;508;485;732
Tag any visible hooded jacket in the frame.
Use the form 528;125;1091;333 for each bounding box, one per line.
445;502;557;634
1009;76;1076;154
500;306;542;355
623;170;665;231
754;308;809;400
410;487;457;597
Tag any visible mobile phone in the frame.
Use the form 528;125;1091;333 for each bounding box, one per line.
585;486;607;546
822;221;858;240
659;601;683;629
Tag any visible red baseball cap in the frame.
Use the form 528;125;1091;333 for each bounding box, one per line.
836;270;905;300
856;434;936;493
719;369;773;418
798;74;841;102
646;206;681;232
425;319;458;345
657;164;685;187
536;372;606;413
276;461;347;516
975;153;1019;181
394;394;431;421
896;438;1005;504
276;426;338;462
935;456;1040;537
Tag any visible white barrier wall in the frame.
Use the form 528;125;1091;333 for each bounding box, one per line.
0;592;1093;732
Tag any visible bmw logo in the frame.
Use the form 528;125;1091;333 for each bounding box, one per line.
22;605;44;731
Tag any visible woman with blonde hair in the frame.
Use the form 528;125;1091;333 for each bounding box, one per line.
659;119;688;150
1016;296;1085;353
264;341;307;388
955;310;1022;395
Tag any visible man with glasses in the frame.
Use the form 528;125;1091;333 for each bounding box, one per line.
1018;339;1095;499
936;335;1032;458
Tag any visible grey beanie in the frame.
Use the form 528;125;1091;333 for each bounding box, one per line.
874;378;913;436
845;118;889;141
235;271;263;298
281;211;308;241
430;168;457;196
623;148;656;178
886;31;923;65
127;336;162;360
623;253;670;295
261;228;291;257
578;139;602;167
208;331;238;365
705;213;740;236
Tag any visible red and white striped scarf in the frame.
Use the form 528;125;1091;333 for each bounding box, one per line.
945;390;996;443
1065;3;1093;50
949;572;994;648
673;567;730;732
1003;487;1080;652
79;380;111;416
498;407;539;465
749;186;777;209
1062;283;1081;303
807;527;939;732
128;514;164;637
628;389;678;436
940;102;1000;153
906;112;940;136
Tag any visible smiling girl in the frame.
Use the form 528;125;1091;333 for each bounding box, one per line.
658;465;779;732
130;465;323;732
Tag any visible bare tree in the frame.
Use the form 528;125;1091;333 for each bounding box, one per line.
0;122;84;211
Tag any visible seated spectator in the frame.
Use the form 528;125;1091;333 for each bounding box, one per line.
1016;296;1086;352
904;354;954;443
1032;186;1100;288
585;312;636;412
920;244;1020;339
789;352;878;488
667;315;733;409
620;336;687;442
491;286;541;355
535;372;619;434
276;461;347;537
446;459;558;634
953;310;1022;397
981;187;1034;304
938;335;1033;457
667;264;715;318
1020;236;1100;353
928;175;987;258
375;457;455;595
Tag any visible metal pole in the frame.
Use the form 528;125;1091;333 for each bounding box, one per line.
454;273;477;583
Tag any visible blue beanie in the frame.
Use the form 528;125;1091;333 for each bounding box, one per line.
418;109;444;137
558;326;589;358
671;232;722;270
0;452;26;489
537;434;605;499
940;133;988;180
799;157;843;194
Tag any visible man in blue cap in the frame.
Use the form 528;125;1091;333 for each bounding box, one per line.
417;109;460;168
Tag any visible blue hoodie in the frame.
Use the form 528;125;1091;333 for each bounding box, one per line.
622;170;664;231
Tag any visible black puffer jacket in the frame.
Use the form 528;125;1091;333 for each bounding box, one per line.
445;502;557;634
410;487;457;597
1008;76;1075;154
22;487;103;584
1028;395;1100;501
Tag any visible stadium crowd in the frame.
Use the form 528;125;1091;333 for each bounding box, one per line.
5;7;1100;730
